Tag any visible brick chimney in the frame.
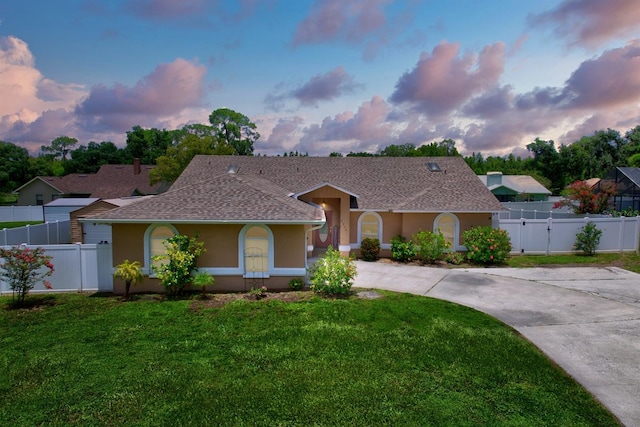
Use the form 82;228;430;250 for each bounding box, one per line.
134;158;141;175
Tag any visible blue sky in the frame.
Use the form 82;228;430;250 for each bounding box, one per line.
1;0;639;157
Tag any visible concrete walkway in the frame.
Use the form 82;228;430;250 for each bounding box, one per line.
353;260;640;427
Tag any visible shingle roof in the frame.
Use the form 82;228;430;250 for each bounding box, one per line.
15;164;164;198
88;169;324;223
90;156;503;223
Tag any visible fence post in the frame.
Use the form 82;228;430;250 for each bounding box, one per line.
76;243;83;292
546;217;552;255
26;224;31;245
1;228;5;246
619;217;625;252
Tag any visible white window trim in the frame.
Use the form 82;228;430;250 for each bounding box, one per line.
356;211;383;246
434;212;460;250
238;224;275;278
143;224;178;275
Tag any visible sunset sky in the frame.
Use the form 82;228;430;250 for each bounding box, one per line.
1;0;639;157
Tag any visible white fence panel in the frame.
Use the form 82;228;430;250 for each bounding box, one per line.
0;243;113;294
0;206;44;222
499;216;640;254
0;221;71;245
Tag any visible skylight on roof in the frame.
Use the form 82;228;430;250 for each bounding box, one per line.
226;165;239;174
427;162;442;172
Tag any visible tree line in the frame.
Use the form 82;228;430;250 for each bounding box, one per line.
1;107;639;196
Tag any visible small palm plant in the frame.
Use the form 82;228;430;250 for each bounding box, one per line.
113;260;143;299
193;271;215;298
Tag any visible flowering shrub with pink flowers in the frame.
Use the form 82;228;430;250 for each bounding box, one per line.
463;226;511;265
0;246;54;307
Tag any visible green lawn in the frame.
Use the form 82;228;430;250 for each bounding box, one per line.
0;221;42;229
0;292;618;426
507;252;640;273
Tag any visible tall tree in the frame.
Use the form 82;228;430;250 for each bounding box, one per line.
123;126;176;164
208;108;260;156
526;138;564;193
41;136;78;161
66;141;124;174
149;133;234;184
0;141;30;193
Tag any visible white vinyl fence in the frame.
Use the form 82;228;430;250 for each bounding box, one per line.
499;216;640;255
0;205;44;222
0;220;71;245
0;243;113;294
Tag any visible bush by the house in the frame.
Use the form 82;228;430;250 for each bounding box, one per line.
574;222;602;256
0;246;54;307
412;230;449;264
444;251;465;265
463;226;511;265
360;237;381;261
310;246;357;295
289;277;304;291
390;235;416;262
152;234;205;297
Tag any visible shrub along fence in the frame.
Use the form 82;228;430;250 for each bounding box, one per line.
0;243;113;294
499;216;640;255
0;220;71;246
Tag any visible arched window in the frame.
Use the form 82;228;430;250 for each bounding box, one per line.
239;225;274;277
144;224;178;274
434;213;459;249
357;211;382;243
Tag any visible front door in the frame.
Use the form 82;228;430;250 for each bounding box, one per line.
315;211;332;248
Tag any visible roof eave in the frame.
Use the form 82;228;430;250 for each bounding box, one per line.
80;218;326;225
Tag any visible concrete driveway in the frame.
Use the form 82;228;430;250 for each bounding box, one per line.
353;260;640;427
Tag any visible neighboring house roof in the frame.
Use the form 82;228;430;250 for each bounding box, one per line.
45;197;100;208
88;156;503;224
478;174;551;195
615;167;640;188
13;162;165;198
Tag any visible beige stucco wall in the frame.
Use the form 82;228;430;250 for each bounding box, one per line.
348;211;493;257
111;222;307;294
298;186;351;253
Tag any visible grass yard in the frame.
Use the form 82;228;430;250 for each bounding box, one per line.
0;292;618;426
507;252;640;273
0;221;42;229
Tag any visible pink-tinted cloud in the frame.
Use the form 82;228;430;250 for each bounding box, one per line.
75;58;206;132
295;96;392;153
266;67;362;110
530;0;640;48
463;85;514;119
124;0;209;20
563;39;640;109
259;116;305;154
293;0;389;45
389;42;505;117
293;67;362;106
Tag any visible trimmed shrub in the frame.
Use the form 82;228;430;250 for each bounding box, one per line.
390;235;416;262
463;226;511;265
412;230;449;264
289;277;304;291
152;234;205;297
360;237;381;261
574;222;602;256
444;251;465;265
310;246;357;295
